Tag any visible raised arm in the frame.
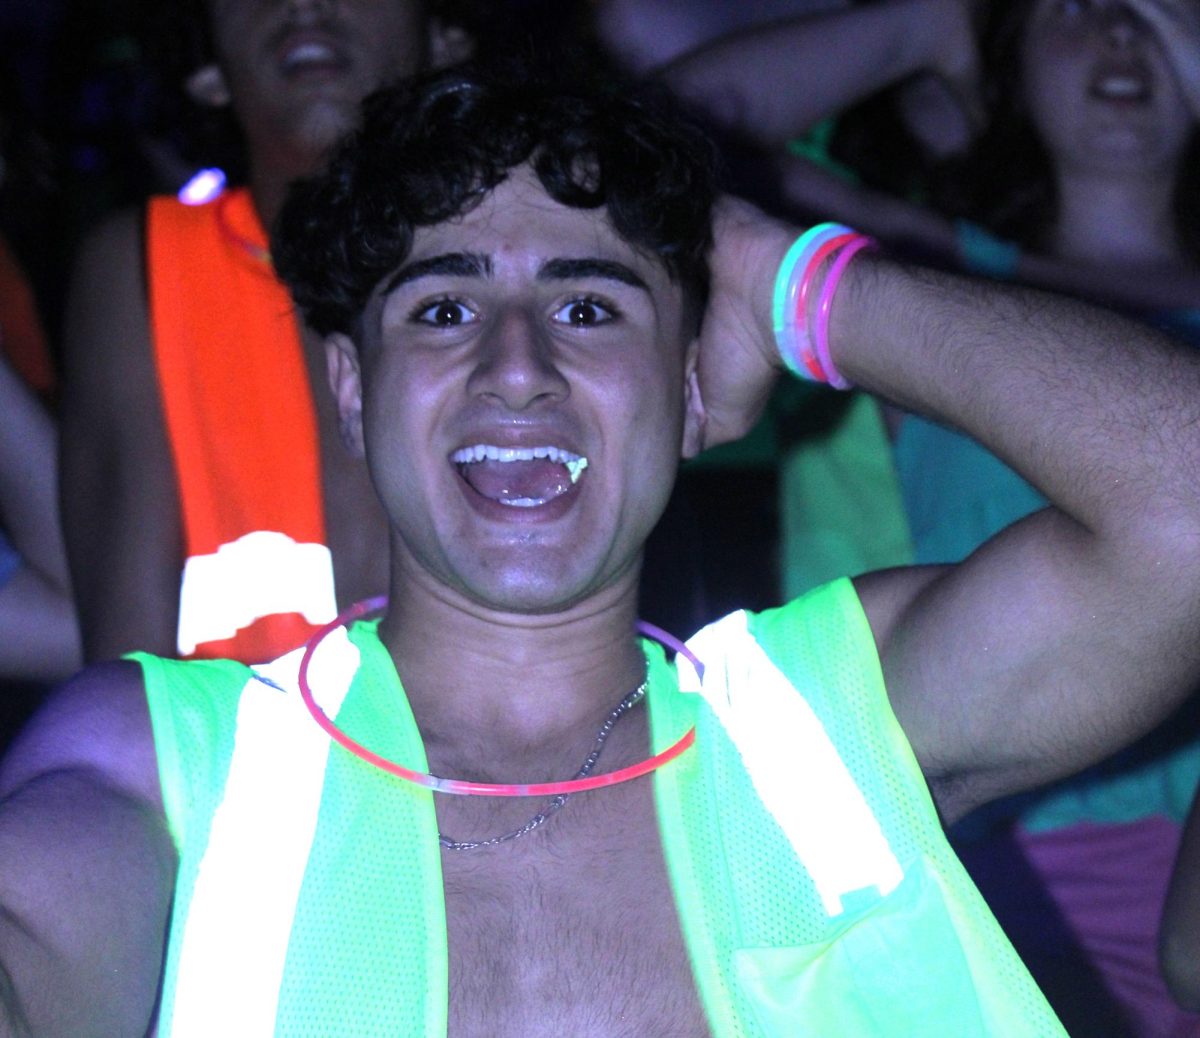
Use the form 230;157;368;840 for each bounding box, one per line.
699;200;1200;822
0;663;174;1036
656;0;981;148
60;211;182;661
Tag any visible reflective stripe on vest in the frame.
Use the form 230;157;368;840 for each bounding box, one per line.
148;191;331;664
176;530;337;657
676;610;903;916
165;627;359;1036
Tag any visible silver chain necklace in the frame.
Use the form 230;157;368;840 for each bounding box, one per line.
438;679;648;851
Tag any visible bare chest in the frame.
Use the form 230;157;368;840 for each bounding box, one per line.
438;784;711;1038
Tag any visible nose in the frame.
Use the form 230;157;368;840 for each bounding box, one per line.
467;310;569;411
1103;4;1147;48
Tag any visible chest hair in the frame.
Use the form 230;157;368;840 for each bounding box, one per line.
439;781;711;1038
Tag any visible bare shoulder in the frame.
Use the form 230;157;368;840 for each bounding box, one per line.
61;206;157;428
0;660;160;809
0;662;175;1037
69;207;143;277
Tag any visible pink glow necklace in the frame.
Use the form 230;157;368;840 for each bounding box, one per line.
297;599;700;849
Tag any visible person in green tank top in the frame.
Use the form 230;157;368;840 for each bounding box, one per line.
2;60;1200;1037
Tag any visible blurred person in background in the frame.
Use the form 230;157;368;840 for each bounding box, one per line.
0;56;77;740
0;352;78;690
60;0;472;666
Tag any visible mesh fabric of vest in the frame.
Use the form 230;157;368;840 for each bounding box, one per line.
139;580;1064;1035
138;630;447;1037
649;580;1065;1036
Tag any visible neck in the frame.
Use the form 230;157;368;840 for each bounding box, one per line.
245;141;331;230
1051;168;1183;268
377;573;650;762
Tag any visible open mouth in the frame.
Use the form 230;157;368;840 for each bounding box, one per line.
1090;68;1151;104
450;444;588;508
278;32;350;78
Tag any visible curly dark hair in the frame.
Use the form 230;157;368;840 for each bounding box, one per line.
272;61;718;339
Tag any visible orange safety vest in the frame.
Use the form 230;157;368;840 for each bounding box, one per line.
146;188;337;663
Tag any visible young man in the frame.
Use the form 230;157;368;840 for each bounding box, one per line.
5;65;1200;1035
59;0;469;663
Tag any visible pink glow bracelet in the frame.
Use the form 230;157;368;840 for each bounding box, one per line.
814;234;876;390
773;223;853;381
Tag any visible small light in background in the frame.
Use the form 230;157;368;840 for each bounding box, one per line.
178;167;227;206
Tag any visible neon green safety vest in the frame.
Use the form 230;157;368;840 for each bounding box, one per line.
136;578;1066;1036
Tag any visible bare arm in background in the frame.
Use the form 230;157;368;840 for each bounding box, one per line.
59;211;182;661
654;0;1200;312
0;356;79;681
655;0;982;148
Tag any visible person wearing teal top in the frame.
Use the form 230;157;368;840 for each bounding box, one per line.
2;63;1200;1036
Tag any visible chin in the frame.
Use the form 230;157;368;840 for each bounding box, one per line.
454;553;633;618
292;100;360;155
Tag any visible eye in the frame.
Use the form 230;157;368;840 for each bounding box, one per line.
552;297;616;327
412;298;476;327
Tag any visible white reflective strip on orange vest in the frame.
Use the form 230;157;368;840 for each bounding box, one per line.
165;627;360;1037
677;611;903;917
176;530;338;656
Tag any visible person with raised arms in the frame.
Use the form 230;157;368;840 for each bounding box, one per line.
4;63;1200;1036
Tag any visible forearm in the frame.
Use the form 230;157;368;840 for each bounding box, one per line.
660;0;968;145
831;256;1200;537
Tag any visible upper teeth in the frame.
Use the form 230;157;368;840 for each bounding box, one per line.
1096;76;1143;98
451;444;584;465
285;43;336;67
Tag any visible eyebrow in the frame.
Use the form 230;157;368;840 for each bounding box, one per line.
381;253;650;296
537;258;649;291
382;252;492;295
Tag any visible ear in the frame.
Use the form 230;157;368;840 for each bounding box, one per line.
680;337;707;460
184;63;232;108
326;333;366;457
427;17;475;69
